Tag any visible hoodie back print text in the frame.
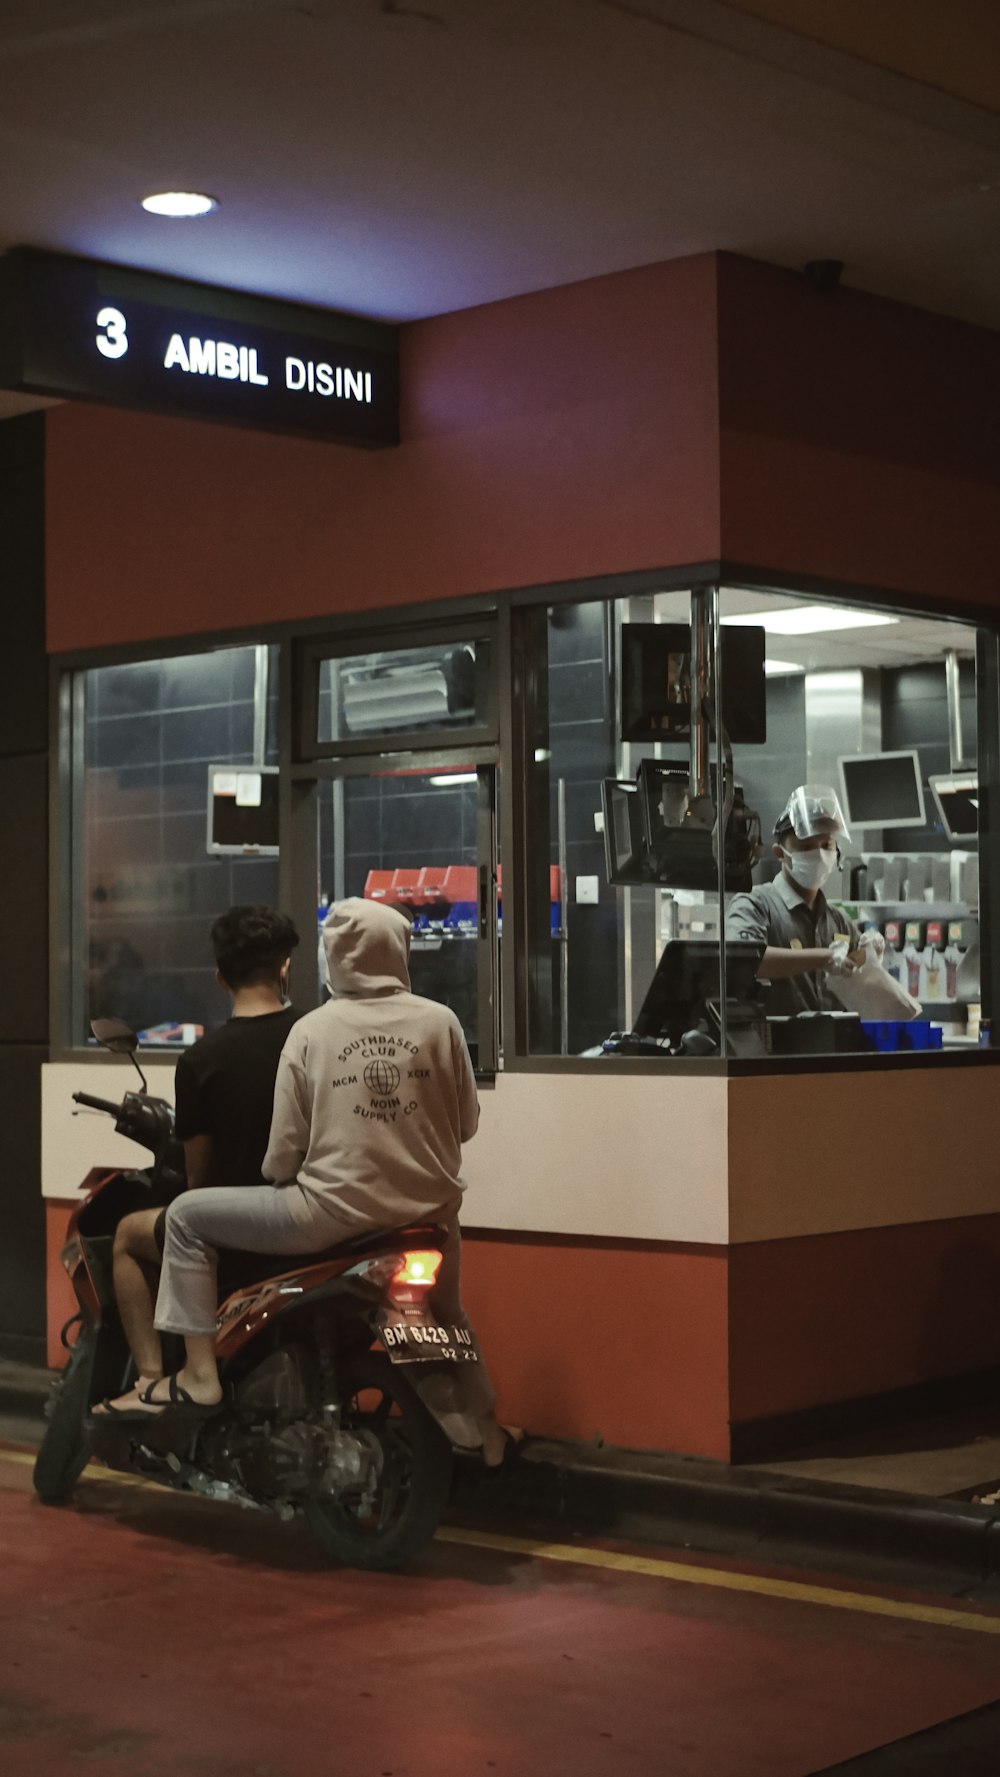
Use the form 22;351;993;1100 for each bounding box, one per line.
333;1034;429;1122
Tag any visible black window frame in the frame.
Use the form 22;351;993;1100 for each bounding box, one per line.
294;616;500;762
49;563;1000;1076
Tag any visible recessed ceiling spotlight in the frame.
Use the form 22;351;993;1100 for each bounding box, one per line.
141;191;218;218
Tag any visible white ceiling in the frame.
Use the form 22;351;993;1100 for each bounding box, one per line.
653;588;978;673
1;0;1000;350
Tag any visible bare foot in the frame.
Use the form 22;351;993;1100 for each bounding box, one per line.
480;1420;524;1468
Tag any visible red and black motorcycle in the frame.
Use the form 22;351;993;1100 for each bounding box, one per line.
34;1021;481;1570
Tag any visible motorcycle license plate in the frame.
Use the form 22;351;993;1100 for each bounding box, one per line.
378;1314;480;1365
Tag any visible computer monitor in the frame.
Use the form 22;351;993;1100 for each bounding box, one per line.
620;623;767;745
207;765;280;854
929;773;979;843
601;779;647;884
633;940;765;1041
838;750;926;830
635;759;758;892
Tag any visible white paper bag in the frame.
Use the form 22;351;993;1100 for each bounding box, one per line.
827;955;922;1021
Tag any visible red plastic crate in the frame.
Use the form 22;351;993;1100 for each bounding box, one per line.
388;868;421;906
363;870;394;901
415;866;448;903
441;864;478;905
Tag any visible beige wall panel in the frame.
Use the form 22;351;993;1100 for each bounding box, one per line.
42;1062;730;1244
42;1062;177;1201
729;1069;1000;1242
464;1072;729;1242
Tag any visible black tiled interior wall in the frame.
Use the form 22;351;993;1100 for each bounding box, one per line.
318;776;478;904
880;661;977;853
85;647;279;1038
318;774;479;1036
735;662;977;870
733;674;809;870
546;600;620;1053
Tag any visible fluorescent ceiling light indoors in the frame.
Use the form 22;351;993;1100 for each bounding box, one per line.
722;606;899;636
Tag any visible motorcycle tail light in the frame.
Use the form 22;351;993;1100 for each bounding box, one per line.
392;1250;442;1290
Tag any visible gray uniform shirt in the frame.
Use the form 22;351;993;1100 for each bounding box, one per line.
725;871;857;1016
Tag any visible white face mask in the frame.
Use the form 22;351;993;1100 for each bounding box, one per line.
781;846;837;890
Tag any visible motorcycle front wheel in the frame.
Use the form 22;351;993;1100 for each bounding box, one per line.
304;1349;452;1571
33;1320;97;1504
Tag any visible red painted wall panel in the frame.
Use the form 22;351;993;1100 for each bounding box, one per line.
717;254;1000;610
45;255;721;654
728;1213;1000;1425
43;1205;732;1457
45;1201;80;1370
461;1234;731;1461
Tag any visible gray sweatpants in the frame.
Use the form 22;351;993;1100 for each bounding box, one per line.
152;1184;497;1425
154;1184;342;1339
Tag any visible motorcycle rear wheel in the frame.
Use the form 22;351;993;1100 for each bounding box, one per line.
304;1350;452;1571
33;1320;97;1504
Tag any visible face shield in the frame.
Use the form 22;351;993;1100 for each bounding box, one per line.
775;784;850;845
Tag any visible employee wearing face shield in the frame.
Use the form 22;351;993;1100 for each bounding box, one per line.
726;785;860;1016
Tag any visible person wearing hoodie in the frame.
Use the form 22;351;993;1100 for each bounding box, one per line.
130;898;508;1462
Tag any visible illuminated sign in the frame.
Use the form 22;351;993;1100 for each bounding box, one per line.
0;248;398;446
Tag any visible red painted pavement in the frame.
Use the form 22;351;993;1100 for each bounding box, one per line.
1;1452;999;1777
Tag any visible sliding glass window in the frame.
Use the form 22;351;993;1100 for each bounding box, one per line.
66;645;279;1047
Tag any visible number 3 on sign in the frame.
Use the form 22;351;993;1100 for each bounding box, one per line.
95;306;128;360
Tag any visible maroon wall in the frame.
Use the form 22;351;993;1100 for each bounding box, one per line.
45;254;721;653
717;253;1000;612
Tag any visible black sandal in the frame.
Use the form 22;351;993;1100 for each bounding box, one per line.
91;1389;156;1419
100;1375;225;1420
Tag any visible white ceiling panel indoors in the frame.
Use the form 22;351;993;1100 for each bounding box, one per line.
650;587;977;676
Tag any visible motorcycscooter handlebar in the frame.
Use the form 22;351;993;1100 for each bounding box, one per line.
73;1090;178;1170
72;1090;124;1116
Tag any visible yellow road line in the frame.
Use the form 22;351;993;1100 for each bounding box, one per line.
5;1446;1000;1636
2;1447;159;1492
436;1526;1000;1636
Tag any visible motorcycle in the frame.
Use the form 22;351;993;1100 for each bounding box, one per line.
34;1020;482;1570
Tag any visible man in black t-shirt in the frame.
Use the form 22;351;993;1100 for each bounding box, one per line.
95;905;300;1417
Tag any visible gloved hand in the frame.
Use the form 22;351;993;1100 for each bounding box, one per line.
858;929;886;965
825;936;857;976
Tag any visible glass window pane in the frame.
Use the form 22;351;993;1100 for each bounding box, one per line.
318;636;491;744
723;588;984;1057
317;765;485;1061
80;645;280;1045
519;585;990;1062
520;593;713;1057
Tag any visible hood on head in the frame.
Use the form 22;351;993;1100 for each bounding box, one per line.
322;897;411;996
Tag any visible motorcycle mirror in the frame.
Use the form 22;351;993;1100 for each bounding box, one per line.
90;1018;148;1093
90;1017;139;1054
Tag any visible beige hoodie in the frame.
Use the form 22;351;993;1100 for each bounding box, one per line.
263;898;479;1231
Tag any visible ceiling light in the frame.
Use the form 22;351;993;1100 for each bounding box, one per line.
723;606;899;636
763;659;806;676
428;773;477;787
141;191;218;218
